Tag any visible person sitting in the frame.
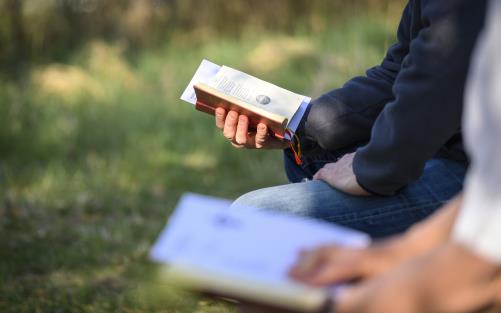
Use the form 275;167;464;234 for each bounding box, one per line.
243;1;501;311
292;1;501;311
216;0;487;238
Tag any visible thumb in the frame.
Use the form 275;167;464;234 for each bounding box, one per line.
313;168;324;180
307;260;363;286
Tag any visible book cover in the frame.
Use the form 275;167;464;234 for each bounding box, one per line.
150;193;370;312
180;60;311;140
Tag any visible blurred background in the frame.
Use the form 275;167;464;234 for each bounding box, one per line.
0;0;403;311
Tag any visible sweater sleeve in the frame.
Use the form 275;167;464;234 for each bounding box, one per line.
353;0;486;196
298;3;411;152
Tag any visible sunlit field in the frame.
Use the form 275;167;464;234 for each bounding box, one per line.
0;2;401;311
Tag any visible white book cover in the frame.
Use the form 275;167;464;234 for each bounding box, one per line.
150;193;370;311
208;65;304;122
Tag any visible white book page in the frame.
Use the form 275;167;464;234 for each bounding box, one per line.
208;66;305;123
180;59;221;105
150;193;370;286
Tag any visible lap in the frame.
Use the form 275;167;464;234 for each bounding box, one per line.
232;158;466;238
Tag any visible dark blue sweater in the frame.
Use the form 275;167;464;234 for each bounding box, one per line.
299;0;486;195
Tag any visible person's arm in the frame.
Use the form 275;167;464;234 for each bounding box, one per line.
352;0;487;195
298;3;411;152
334;241;501;313
334;4;501;312
217;2;411;152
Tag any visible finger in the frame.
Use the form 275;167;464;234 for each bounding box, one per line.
255;123;268;148
215;107;227;130
289;246;334;279
231;142;246;149
313;168;324;180
235;115;249;145
223;110;239;140
292;246;369;286
290;252;323;279
324;161;338;168
306;257;362;286
322;162;338;172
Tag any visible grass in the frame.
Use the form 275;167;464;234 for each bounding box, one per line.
0;12;397;313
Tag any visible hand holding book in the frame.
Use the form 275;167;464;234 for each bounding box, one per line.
180;60;311;143
214;108;289;149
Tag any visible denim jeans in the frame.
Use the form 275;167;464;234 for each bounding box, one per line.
231;148;467;238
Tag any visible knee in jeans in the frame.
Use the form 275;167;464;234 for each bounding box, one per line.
231;190;266;210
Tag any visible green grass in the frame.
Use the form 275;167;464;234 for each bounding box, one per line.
0;13;396;313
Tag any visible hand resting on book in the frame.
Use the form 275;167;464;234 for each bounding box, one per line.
215;108;289;149
289;196;462;287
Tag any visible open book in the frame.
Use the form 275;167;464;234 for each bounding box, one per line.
180;60;311;140
150;193;370;312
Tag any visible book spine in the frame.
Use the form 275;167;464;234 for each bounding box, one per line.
195;101;216;115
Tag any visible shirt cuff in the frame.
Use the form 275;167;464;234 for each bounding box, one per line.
352;150;401;196
355;175;386;197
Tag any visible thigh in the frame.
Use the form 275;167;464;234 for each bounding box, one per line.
232;180;420;238
234;158;467;238
232;180;345;217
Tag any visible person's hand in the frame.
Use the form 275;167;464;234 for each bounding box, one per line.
289;195;463;287
289;240;408;287
313;153;370;196
215;108;289;149
334;242;501;313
